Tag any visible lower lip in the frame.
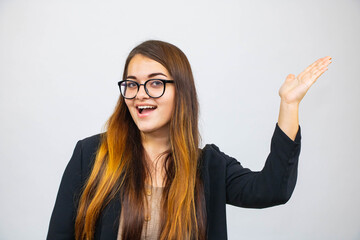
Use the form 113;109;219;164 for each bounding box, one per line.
137;108;156;118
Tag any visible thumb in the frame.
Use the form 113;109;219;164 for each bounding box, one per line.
285;74;296;82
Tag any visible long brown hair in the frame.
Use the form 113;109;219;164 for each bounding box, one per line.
75;40;206;240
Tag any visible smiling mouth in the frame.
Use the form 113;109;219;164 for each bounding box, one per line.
137;106;157;114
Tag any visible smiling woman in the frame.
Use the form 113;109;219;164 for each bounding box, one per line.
46;40;331;240
122;54;176;136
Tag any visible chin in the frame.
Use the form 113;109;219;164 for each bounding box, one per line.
137;127;154;134
135;122;170;136
134;123;156;133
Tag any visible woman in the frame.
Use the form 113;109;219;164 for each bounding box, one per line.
47;40;332;240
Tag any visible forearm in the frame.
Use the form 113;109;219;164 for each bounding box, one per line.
226;124;301;208
277;100;299;141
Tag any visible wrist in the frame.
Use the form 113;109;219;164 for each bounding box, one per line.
280;99;299;109
278;99;299;141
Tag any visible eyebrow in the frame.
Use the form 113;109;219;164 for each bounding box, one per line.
126;72;168;79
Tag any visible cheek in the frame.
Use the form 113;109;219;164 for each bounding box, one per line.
164;89;175;112
169;98;175;113
124;100;135;115
124;100;132;109
164;96;175;117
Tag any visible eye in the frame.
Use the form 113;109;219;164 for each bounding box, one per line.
149;80;164;88
126;81;138;88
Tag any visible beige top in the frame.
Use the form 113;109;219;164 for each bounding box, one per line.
117;185;163;240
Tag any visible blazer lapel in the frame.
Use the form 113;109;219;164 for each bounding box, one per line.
200;149;211;239
93;155;210;240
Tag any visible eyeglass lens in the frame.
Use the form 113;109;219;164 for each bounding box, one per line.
120;80;165;98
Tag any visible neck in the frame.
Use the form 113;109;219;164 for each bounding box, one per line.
141;128;171;160
141;129;171;187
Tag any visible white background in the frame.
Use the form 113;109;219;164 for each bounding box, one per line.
1;0;359;239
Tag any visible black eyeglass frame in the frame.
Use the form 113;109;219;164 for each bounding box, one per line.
117;79;175;99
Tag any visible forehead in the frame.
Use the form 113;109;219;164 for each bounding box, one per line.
127;54;170;78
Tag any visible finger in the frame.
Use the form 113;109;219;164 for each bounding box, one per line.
302;58;325;74
305;66;328;87
285;73;296;82
298;57;331;79
310;58;331;75
313;65;328;79
300;61;329;82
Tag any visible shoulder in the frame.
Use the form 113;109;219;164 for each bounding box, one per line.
201;144;235;161
200;144;238;168
77;133;103;156
200;144;248;179
70;133;104;180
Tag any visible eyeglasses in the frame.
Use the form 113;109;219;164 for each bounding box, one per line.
118;79;174;99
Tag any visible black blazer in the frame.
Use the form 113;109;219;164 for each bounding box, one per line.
47;123;301;240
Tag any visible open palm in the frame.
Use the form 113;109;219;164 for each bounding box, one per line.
279;56;332;104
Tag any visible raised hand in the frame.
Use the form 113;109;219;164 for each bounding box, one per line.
277;56;332;140
279;56;332;105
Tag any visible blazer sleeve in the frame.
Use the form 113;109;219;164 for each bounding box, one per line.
47;140;84;240
224;123;301;208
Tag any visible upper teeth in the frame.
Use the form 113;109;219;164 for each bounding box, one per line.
138;106;156;109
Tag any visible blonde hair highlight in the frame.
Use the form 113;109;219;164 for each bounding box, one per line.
75;40;206;240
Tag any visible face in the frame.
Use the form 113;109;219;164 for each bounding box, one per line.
125;54;175;136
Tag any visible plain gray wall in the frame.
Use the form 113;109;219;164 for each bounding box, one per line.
1;0;359;239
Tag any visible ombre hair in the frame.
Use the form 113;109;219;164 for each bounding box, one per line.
75;40;206;240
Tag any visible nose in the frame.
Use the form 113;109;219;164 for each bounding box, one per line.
136;84;149;99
